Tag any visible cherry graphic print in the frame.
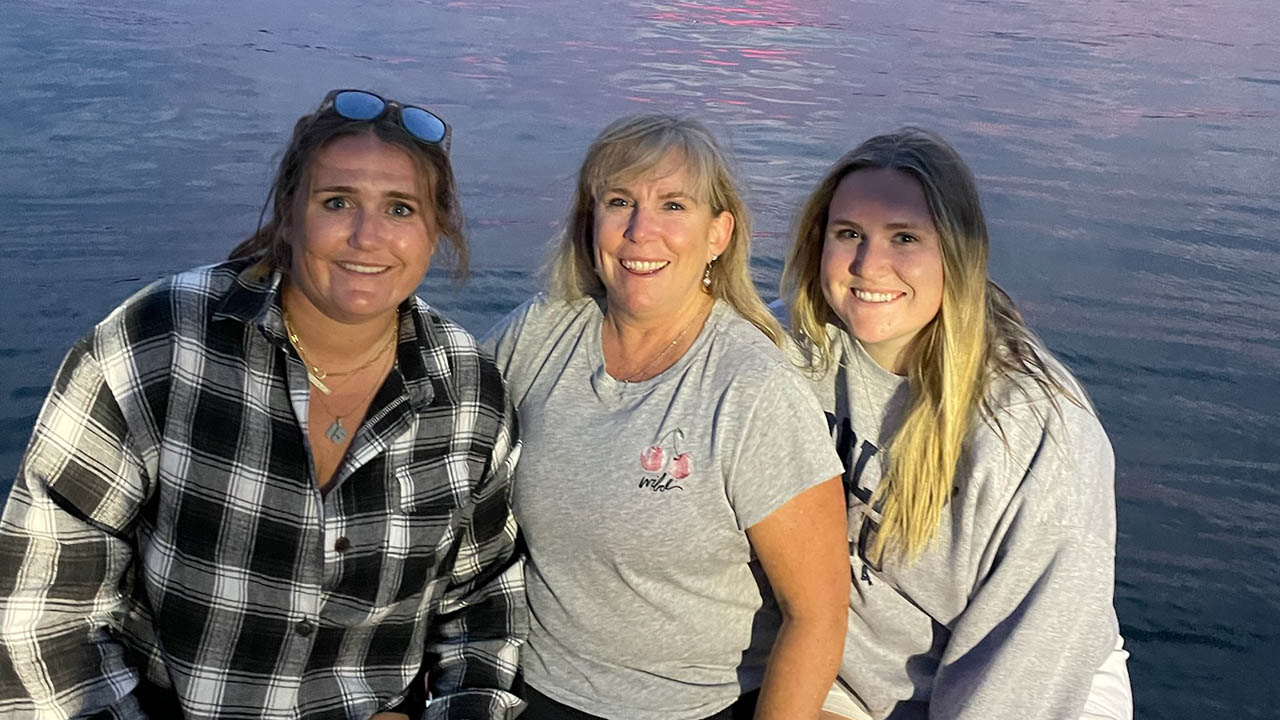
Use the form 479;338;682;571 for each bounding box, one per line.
669;453;692;479
640;428;693;479
640;445;666;472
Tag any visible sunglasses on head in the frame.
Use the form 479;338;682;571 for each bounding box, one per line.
323;89;451;153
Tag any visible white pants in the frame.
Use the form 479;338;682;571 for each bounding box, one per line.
821;685;873;720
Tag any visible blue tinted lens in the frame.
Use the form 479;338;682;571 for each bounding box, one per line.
400;107;447;144
333;91;385;120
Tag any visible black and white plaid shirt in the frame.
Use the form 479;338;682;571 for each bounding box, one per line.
0;258;525;719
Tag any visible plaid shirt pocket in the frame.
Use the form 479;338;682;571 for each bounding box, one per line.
375;462;465;609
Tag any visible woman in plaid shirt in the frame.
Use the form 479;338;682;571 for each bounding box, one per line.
0;90;525;719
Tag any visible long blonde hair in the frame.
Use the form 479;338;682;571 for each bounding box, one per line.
546;113;782;345
782;128;1075;561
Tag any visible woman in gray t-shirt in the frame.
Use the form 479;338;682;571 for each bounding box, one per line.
483;114;848;720
780;128;1132;720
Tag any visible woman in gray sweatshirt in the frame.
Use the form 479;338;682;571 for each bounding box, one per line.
778;128;1132;720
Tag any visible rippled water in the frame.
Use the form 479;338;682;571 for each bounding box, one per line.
2;1;1277;717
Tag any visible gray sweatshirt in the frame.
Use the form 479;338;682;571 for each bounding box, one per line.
806;325;1123;720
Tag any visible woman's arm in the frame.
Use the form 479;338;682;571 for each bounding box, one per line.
748;476;849;720
0;336;151;718
930;402;1121;720
422;382;526;720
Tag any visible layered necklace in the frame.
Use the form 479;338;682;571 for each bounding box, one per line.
284;313;397;444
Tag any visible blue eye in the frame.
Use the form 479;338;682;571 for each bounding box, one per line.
322;197;349;210
895;234;919;244
664;201;685;211
390;203;415;217
605;197;630;208
834;228;859;241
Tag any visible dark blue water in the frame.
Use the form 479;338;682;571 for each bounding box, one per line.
2;1;1277;717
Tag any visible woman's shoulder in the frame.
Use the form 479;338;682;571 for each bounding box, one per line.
406;296;484;355
966;351;1114;517
489;292;599;341
168;256;263;294
705;301;800;383
98;257;265;337
980;349;1101;437
403;298;514;419
479;293;602;394
697;306;837;432
525;292;600;322
65;259;267;413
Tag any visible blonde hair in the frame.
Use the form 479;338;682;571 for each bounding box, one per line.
782;127;1075;561
545;113;782;345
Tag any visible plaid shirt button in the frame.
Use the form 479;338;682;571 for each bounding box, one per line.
295;620;314;637
334;537;351;553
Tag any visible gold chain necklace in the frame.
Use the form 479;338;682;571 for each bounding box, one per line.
284;312;395;395
618;309;704;383
308;344;395;444
282;313;398;444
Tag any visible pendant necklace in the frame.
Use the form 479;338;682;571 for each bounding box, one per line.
283;313;398;444
311;359;388;443
308;341;395;444
618;309;703;383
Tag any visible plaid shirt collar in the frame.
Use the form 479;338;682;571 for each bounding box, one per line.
210;260;438;412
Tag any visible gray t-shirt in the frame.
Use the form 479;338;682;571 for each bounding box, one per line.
805;324;1122;720
482;295;843;720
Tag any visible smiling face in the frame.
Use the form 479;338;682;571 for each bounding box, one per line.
820;167;945;373
285;132;438;327
593;153;733;325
